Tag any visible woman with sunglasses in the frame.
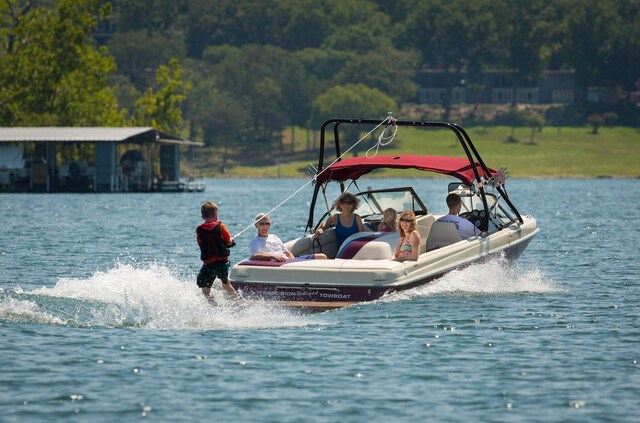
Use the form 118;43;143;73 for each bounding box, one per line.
314;192;365;249
393;210;421;262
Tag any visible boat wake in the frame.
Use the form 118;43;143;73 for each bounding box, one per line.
0;263;326;330
382;256;561;303
0;259;559;323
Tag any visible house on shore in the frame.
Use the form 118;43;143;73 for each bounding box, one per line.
416;69;617;105
0;127;204;193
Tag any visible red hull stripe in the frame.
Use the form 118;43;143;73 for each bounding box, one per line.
237;258;311;267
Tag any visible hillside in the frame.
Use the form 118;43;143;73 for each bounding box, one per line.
182;123;640;179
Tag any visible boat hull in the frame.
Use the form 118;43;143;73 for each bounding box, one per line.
232;224;537;309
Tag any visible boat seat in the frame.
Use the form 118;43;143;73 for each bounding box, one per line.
285;228;338;259
415;215;436;254
336;232;398;260
285;223;372;260
425;221;461;251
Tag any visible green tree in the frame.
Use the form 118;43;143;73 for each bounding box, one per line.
133;58;191;134
0;0;124;126
184;0;289;57
281;0;334;50
495;106;527;143
587;113;604;134
490;0;553;105
295;47;351;84
555;0;639;95
607;1;640;98
187;74;245;172
56;45;127;126
400;0;498;118
108;30;186;90
111;0;186;33
331;44;419;103
208;44;313;153
524;112;545;144
309;84;397;156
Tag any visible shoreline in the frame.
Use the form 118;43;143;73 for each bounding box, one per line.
182;125;640;180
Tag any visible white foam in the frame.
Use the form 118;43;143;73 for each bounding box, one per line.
382;256;560;303
4;259;557;325
0;296;66;325
24;263;325;330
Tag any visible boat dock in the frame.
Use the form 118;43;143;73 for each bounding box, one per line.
0;127;204;193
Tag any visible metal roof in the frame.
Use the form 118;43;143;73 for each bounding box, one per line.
0;127;203;146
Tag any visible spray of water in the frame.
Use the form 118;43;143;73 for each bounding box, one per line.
0;295;66;325
381;256;560;303
1;263;326;330
1;258;558;326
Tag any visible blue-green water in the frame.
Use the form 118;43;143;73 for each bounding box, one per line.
1;178;639;422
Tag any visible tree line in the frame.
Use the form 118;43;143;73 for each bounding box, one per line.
0;0;189;133
1;0;638;160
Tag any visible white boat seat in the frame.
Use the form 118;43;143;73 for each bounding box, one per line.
285;228;338;259
425;221;461;251
285;223;373;260
415;215;435;254
335;232;398;260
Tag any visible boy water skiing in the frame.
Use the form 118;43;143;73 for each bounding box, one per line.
196;202;237;299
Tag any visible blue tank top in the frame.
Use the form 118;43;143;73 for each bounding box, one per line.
335;214;359;247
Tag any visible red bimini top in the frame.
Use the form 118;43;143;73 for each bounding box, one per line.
315;155;494;186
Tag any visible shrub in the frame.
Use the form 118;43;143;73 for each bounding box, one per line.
587;113;604;134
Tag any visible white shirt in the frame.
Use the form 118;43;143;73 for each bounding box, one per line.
249;234;288;257
437;214;479;239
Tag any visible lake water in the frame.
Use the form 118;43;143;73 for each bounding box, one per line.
1;178;639;422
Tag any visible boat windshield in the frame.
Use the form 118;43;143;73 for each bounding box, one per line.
353;187;428;217
448;183;518;229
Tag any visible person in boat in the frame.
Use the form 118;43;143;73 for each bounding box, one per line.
378;207;397;232
436;193;480;239
250;213;327;261
196;201;238;299
393;210;421;261
314;192;365;249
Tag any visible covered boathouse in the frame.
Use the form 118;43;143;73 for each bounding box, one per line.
0;127;204;193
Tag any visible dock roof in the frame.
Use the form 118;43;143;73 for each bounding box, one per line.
0;127;203;146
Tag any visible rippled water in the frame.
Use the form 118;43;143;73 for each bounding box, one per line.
1;178;639;422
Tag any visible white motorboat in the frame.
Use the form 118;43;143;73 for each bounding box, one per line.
230;117;539;309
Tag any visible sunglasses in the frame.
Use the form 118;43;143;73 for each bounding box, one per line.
340;199;354;204
400;218;413;222
258;221;271;226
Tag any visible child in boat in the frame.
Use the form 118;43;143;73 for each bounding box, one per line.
393;210;421;262
196;201;238;298
378;208;397;232
250;213;327;261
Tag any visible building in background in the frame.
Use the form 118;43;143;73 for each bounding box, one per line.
416;69;615;105
0;127;204;193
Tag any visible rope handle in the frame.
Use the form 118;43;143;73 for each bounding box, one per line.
366;113;397;157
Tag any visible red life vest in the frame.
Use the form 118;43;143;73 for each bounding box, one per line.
197;222;230;261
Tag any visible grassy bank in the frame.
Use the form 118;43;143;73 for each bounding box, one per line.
184;125;640;179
